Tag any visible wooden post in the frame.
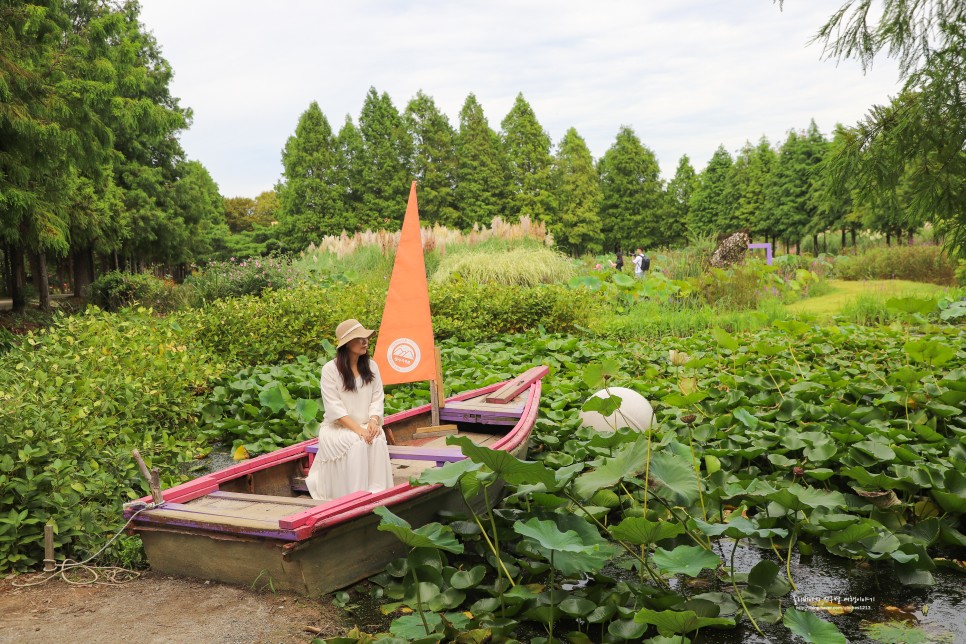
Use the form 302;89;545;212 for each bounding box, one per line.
429;346;445;427
430;377;440;427
132;449;164;505
43;523;56;572
434;347;445;408
414;347;457;438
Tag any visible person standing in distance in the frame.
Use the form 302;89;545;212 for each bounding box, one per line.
633;248;648;278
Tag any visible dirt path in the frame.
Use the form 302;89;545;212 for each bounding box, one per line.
0;572;353;644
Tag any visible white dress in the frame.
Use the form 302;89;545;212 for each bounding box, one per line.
305;359;394;501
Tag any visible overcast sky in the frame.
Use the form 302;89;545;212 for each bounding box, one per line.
137;1;901;199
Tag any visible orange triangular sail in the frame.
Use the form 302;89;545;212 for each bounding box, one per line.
374;182;437;386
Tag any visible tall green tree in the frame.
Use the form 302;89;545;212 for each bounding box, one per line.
171;160;225;263
335;116;365;228
404;91;458;227
688;145;733;240
93;1;193;273
454;94;508;229
276;101;344;249
729;137;777;240
765;122;826;253
551;128;602;255
663;155;697;247
0;0;113;309
597;126;664;251
500;93;556;223
357;87;413;231
802;0;966;255
224;196;257;234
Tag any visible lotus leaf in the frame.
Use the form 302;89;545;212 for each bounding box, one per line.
648;451;702;507
611;517;685;545
447;435;557;489
558;596;596;617
389;612;443;638
374;507;464;554
747;559;792;598
693;516;788;540
652;545;721;577
634;608;735;635
572;435;650;499
931;470;966;513
766;484;847;511
711;327;739;351
449;565;486;589
782;607;846;643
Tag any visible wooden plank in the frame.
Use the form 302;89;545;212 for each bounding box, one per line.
163;483;220;505
485;366;550;404
438;409;521;425
444;399;526;412
136;513;299;541
277;490;371;530
207;491;322;508
390;445;464;461
412;424;458;438
146;503;282;530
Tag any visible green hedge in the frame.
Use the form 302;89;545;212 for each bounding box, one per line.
830;245;957;285
430;280;595;341
179;283;387;366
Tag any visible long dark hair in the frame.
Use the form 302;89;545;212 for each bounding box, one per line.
335;344;375;392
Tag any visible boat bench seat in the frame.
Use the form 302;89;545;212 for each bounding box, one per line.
304;444;464;468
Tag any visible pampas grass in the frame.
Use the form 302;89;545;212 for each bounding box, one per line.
432;246;574;287
302;216;552;259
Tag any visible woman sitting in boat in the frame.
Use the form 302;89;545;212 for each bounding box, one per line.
305;319;394;501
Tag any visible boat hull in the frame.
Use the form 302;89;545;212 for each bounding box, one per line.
137;442;523;596
128;369;545;596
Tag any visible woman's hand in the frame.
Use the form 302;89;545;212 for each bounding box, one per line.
366;417;381;442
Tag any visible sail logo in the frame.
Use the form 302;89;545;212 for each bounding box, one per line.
387;338;421;373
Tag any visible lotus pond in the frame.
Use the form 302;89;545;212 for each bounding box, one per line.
199;312;966;643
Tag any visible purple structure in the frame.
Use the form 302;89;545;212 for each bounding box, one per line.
748;242;773;265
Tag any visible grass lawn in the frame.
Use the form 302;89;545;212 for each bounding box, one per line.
788;279;951;318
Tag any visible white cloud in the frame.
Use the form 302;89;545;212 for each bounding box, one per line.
138;0;901;197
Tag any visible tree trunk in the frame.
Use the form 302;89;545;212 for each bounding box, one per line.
851;227;857;247
908;228;914;245
30;251;51;312
841;228;846;250
9;245;27;313
812;234;818;254
886;231;892;246
72;245;96;297
896;229;903;245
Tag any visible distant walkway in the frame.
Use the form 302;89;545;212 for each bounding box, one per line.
0;294;72;312
786;279;949;318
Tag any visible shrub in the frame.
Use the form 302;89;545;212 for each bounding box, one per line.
183;256;307;305
430;280;594;341
830;244;957;285
0;327;15;354
88;271;180;312
0;308;224;570
695;260;819;310
432;245;574;287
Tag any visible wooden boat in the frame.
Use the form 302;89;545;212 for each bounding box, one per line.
125;366;548;596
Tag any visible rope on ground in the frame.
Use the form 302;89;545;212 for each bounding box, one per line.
12;502;161;588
